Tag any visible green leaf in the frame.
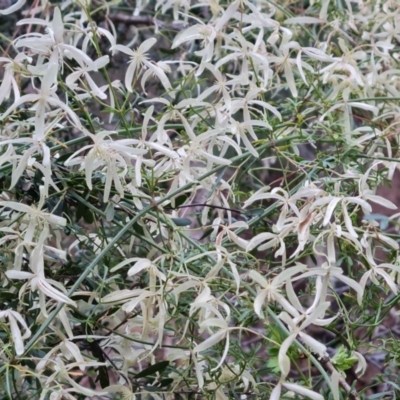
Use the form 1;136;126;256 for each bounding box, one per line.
173;194;189;207
158;378;174;387
331;346;358;373
310;253;318;266
134;361;170;379
198;227;213;240
171;217;192;226
97;365;110;389
76;200;94;224
266;356;280;374
244;208;265;217
159;47;180;55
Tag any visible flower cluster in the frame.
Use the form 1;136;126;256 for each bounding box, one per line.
1;0;400;399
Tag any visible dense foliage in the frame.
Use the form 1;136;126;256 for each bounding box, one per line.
1;0;400;398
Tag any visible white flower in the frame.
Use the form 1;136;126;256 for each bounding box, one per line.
0;119;64;195
0;309;31;355
228;88;281;156
249;264;307;318
212;218;248;249
194;316;231;371
66;55;110;99
278;302;332;378
320;38;365;87
0;63;82;135
111;257;166;290
128;105;177;186
40;357;107;397
268;29;303;97
64;130;148;202
197;63;232;109
298;260;363;308
5;228;76;316
244;187;300;230
113;38;172;94
358;243;400;302
0;186;66;243
268;300;331;400
16;7;95;69
246;224;292;262
0;53;30;104
203;245;242;294
172;22;218;75
215;30;271;86
36;340;85;372
312;194;372;238
143;96;204;141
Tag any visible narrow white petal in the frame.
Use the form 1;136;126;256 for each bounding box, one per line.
274;264;307;285
0;201;32;214
112;44;134;57
211;332;230;371
331;369;340;400
215;0;239;30
269;383;282;400
375;269;398;295
194;330;226;353
282;382;324;400
247;232;276;252
348;102;378;114
278;333;297;377
298;331;326;354
336;274;363;299
364;194;397;210
6;267;34;280
139;37;157;53
8;314;24;355
323;197;341;226
346;197;372;213
37;279;76;306
249;270;269;287
342;203;358;238
253;290;268;317
286;280;303;312
127;259;152;276
102;289;146;303
354;351;367;377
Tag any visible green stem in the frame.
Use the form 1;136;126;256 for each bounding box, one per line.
70;192;167;254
